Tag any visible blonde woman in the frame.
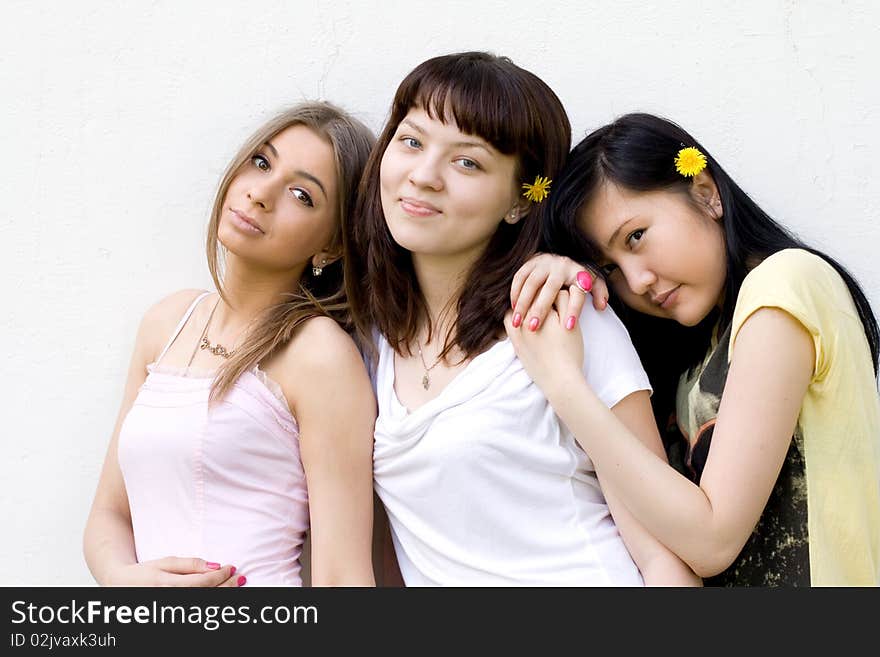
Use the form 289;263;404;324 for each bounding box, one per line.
84;102;377;586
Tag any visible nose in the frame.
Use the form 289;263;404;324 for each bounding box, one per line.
246;177;274;211
407;154;444;191
619;260;657;297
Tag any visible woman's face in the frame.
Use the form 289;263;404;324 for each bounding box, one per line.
379;106;521;265
580;180;727;326
218;124;339;273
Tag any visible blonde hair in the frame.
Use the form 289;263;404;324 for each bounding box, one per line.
206;102;375;402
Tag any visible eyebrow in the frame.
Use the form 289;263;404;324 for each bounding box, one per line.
400;119;493;155
606;216;638;249
264;140;327;199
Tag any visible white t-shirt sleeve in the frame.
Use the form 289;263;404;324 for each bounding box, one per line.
579;303;652;408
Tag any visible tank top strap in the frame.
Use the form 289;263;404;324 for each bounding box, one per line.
154;291;214;366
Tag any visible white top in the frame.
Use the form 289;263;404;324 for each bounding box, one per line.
372;303;652;586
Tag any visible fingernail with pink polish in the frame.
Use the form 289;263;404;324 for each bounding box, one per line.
512;312;522;328
206;562;220;570
229;566;236;575
237;575;247;587
529;317;539;331
566;316;576;330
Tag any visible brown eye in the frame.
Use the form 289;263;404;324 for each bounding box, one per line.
291;188;314;207
626;229;645;247
251;155;270;171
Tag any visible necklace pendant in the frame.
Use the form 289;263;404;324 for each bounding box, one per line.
422;374;430;390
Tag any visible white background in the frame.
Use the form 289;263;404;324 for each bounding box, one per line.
2;1;878;584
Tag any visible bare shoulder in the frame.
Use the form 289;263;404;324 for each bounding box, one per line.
137;289;210;357
283;316;366;375
270;315;373;419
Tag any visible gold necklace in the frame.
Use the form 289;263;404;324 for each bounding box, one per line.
417;342;443;390
186;298;236;370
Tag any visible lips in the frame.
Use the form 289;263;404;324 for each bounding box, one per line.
399;197;441;217
652;286;680;308
230;208;264;234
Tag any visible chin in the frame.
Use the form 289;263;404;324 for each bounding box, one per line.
385;218;433;253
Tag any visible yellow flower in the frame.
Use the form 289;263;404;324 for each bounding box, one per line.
674;147;707;177
522;175;552;202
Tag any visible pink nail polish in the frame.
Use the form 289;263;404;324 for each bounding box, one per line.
206;562;220;570
512;312;522;328
229;566;236;575
237;575;247;586
577;270;593;293
566;316;576;330
529;317;539;331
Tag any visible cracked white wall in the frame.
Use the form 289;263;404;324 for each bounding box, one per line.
2;0;878;584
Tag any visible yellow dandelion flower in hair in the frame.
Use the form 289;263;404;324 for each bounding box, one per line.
522;175;552;202
674;147;707;178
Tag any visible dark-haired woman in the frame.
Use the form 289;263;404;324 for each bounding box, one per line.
347;54;700;586
510;113;880;586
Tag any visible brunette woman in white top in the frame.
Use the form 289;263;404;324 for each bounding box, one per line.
346;52;700;586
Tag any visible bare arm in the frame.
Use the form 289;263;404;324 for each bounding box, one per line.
283;317;377;586
506;306;814;577
604;391;701;586
83;291;237;586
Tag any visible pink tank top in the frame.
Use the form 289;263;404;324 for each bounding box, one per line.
117;292;309;586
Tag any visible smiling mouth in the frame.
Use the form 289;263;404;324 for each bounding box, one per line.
652;286;680;308
399;197;441;217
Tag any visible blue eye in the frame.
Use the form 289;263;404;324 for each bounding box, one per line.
252;154;270;171
402;136;421;149
291;188;314;207
455;158;480;171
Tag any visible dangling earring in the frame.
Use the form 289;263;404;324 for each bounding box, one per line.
312;258;327;277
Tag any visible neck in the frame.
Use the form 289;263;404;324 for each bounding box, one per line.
213;252;306;334
411;251;477;342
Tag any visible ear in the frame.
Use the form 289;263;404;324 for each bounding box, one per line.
502;198;532;225
312;248;342;268
691;171;723;220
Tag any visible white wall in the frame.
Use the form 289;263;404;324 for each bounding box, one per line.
2;0;877;584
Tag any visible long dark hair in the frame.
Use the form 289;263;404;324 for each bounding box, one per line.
346;51;571;361
545;112;879;423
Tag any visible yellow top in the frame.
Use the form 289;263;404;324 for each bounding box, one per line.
729;249;880;586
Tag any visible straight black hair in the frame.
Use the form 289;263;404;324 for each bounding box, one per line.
545;112;879;425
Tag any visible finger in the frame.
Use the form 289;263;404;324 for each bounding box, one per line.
553;287;571;324
523;274;566;332
218;568;245;587
510;259;537;309
564;285;586;329
173;564;238;588
590;276;610;311
157;556;217;575
503;309;515;333
512;270;552;329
